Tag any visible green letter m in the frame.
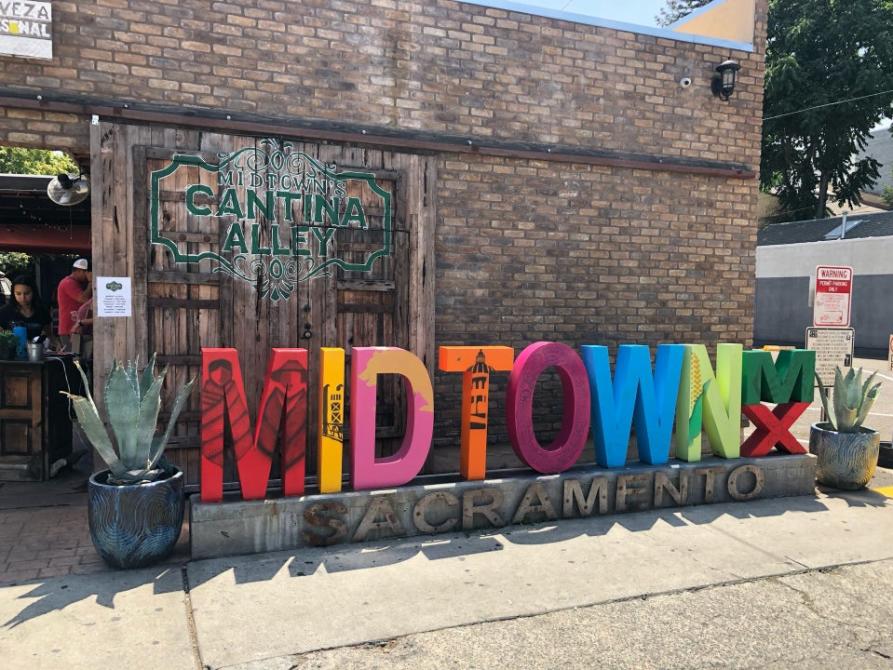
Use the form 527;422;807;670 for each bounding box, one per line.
741;350;815;405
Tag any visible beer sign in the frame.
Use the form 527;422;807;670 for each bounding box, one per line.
0;1;52;59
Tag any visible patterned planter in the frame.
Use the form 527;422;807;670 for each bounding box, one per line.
809;423;879;490
88;467;184;569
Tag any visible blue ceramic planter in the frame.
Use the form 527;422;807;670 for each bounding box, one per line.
88;467;184;569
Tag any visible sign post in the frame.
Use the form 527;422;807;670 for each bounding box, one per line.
813;265;853;328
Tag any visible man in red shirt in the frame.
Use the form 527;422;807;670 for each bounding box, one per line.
57;258;92;351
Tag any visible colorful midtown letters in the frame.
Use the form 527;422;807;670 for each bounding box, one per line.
318;347;345;493
198;343;817;503
438;346;514;480
674;344;743;461
350;347;435;490
582;344;684;467
739;349;814;457
507;342;592;474
200;348;308;503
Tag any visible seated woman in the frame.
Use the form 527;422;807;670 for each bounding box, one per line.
0;275;51;341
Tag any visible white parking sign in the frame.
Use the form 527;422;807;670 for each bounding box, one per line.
806;327;855;386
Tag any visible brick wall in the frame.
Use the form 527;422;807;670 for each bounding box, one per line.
0;106;88;156
0;0;767;461
0;0;765;166
431;157;758;457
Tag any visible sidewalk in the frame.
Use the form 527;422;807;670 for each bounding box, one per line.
283;558;893;670
2;479;892;670
0;466;188;587
0;470;107;584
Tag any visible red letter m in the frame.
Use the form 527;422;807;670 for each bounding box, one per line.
200;348;308;502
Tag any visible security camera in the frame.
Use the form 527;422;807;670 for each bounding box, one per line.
679;76;693;89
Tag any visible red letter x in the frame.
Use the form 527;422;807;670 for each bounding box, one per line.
741;402;809;457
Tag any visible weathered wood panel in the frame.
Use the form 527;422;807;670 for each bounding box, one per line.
0;361;81;481
94;123;435;487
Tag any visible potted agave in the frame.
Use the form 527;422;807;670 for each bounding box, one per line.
65;355;195;568
811;367;882;490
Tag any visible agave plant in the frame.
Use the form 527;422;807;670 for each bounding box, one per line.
816;367;882;433
64;354;196;485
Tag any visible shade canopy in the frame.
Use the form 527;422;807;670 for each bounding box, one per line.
0;173;91;254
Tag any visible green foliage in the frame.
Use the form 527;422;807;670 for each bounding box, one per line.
883;184;893;209
0;146;78;176
0;252;32;277
816;367;882;433
655;0;711;26
761;0;893;220
63;355;196;485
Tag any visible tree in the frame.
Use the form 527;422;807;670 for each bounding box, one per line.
0;146;78;176
761;0;893;220
0;252;32;277
656;0;712;27
0;147;74;303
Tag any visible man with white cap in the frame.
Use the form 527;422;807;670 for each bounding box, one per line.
57;258;92;351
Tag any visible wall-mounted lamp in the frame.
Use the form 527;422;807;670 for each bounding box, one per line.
711;60;740;101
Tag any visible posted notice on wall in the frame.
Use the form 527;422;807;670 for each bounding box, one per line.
96;277;133;318
0;1;52;60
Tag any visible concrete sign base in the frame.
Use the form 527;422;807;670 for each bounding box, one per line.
189;454;817;560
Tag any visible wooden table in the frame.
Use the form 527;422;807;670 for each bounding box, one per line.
0;357;83;481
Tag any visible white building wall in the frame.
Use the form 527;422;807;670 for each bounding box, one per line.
755;236;893;352
757;237;893;279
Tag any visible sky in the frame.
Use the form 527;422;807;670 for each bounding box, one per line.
490;0;670;27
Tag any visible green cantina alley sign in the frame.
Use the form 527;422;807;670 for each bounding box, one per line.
150;139;392;300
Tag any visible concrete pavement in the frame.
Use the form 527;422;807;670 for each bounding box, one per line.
253;559;893;670
3;482;892;670
0;565;196;669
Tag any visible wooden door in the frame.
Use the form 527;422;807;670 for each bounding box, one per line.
92;123;435;489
